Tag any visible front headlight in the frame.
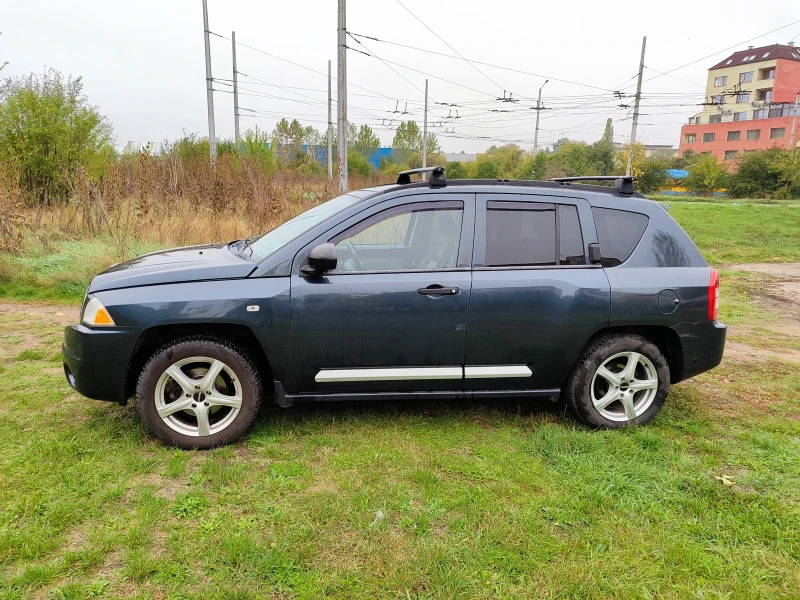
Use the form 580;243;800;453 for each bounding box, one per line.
81;296;116;327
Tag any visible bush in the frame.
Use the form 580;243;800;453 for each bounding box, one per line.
729;149;800;199
0;69;113;204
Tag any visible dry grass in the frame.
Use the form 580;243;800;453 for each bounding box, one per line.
0;153;391;256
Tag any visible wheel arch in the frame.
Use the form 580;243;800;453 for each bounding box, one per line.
576;325;684;384
124;323;274;401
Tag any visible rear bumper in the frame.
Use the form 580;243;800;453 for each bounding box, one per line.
672;321;727;382
62;324;143;403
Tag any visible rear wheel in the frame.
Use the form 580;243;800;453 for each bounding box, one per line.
136;337;261;449
564;334;670;428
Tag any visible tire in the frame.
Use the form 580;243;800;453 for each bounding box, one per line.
564;334;670;429
136;337;262;449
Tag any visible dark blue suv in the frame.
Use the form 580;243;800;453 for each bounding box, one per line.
63;168;726;448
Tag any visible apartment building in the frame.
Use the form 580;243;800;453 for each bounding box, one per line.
678;43;800;161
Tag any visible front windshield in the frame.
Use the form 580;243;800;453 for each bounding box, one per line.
247;193;364;260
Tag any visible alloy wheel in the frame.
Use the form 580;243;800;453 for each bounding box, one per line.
590;351;659;422
154;356;243;437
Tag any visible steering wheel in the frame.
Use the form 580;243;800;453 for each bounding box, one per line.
345;241;366;270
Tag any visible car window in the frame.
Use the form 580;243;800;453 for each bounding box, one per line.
485;201;585;267
247;192;365;260
330;202;463;272
592;207;649;267
558;204;585;265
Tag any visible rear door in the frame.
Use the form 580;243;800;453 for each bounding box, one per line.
291;193;475;394
464;193;610;391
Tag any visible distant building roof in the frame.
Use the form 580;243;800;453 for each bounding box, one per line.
709;43;800;70
444;152;478;163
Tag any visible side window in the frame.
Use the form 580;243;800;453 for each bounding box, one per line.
592;207;649;267
558;204;585;265
330;202;463;272
484;201;586;267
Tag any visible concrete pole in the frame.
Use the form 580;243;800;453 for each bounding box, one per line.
202;0;216;162
328;60;333;179
232;31;240;147
422;79;428;180
626;36;647;177
337;0;348;192
533;79;548;155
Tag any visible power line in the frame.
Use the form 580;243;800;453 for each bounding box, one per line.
620;18;800;90
346;31;616;93
393;0;505;93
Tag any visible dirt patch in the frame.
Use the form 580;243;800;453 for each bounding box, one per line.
724;340;800;364
0;301;78;326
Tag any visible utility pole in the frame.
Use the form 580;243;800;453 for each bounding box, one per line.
232;31;240;147
328;60;333;180
202;0;216;162
626;36;647;177
790;91;800;150
337;0;348;192
533;79;548;155
422;79;428;177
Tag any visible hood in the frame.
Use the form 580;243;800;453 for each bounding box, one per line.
89;243;258;292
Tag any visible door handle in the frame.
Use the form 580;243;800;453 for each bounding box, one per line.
418;286;459;296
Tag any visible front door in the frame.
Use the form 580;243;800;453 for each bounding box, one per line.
291;194;475;394
464;193;611;391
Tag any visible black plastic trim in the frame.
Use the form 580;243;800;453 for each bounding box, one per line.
275;381;560;407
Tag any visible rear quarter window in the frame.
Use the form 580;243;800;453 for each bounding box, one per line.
592;207;649;267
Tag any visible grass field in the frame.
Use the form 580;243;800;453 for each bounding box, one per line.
2;199;800;598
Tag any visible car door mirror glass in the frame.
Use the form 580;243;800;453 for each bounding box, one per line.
588;243;602;264
302;243;338;275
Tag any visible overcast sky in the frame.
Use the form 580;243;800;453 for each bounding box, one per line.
4;0;799;153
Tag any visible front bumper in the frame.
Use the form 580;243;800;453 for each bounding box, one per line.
673;320;727;382
62;324;143;403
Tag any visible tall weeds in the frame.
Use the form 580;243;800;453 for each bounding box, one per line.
0;151;390;259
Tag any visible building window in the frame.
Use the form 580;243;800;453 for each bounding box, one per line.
724;150;738;160
709;114;722;123
703;133;715;142
711;95;725;105
714;76;727;86
685;133;696;143
757;89;772;102
746;129;760;141
770;128;785;139
768;103;796;118
727;131;741;141
740;71;753;83
759;68;775;80
753;109;768;120
734;111;749;121
736;92;750;103
693;116;702;125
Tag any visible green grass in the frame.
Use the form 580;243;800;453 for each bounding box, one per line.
667;202;800;264
1;280;800;598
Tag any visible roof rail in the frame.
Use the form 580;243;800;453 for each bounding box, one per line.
549;175;635;196
397;166;446;187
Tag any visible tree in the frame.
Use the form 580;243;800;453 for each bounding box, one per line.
637;154;671;193
352;124;380;158
0;69;113;203
684;153;728;195
613;142;646;178
589;119;616;175
271;118;306;160
391;120;440;163
729;148;800;198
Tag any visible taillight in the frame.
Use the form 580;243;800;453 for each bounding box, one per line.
708;269;719;321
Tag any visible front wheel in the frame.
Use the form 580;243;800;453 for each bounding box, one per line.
564;334;670;428
136;337;262;449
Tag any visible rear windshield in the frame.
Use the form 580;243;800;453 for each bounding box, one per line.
248;192;367;260
592;207;649;267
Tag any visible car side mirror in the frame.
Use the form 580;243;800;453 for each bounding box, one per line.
588;243;603;265
300;243;337;276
